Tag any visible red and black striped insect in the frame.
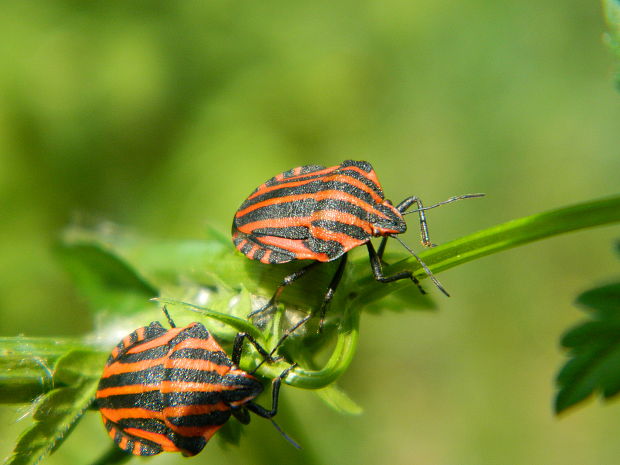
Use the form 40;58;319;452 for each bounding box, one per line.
232;160;483;326
96;309;295;456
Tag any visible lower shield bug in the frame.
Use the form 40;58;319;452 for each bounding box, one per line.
96;308;296;456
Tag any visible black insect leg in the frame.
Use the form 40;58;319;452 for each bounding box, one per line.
377;196;433;259
367;241;426;293
381;193;485;255
232;332;274;366
161;305;176;328
264;313;312;363
316;253;348;331
248;261;321;318
234;327;305;374
245;364;296;419
375;194;483;296
259;253;348;336
231;407;251;425
245;364;300;449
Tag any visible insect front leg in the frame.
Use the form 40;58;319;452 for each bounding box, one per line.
367;241;426;293
398;196;434;245
383;193;485;256
376;196;432;260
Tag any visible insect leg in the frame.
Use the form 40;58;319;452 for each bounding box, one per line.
248;261;321;318
245;365;300;449
245;364;296;419
237;317;314;374
232;332;274;366
394;193;485;251
161;305;176;328
317;253;348;331
367;241;426;293
395;196;434;247
376;196;432;259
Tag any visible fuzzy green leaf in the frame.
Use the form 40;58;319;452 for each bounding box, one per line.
314;384;363;415
153;298;262;339
576;283;620;319
0;338;88;404
5;349;106;465
555;279;620;413
55;239;157;314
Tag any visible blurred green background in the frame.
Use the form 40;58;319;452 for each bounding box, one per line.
1;1;619;464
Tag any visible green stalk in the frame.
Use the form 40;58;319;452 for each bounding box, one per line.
283;195;620;387
354;194;620;305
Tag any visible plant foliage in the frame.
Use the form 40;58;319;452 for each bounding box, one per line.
555;243;620;413
1;195;620;463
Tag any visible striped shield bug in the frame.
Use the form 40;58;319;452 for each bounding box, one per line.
96;308;297;456
232;160;483;327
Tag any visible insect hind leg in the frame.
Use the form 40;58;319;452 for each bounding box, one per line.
248;261;321;319
316;253;348;331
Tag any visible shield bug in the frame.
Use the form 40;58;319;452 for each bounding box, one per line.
232;160;483;327
96;308;296;456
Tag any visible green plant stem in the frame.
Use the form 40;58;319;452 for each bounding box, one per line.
262;306;360;389
2;195;619;395
286;195;620;388
354;194;620;305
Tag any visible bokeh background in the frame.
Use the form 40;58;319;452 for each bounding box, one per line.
1;1;619;464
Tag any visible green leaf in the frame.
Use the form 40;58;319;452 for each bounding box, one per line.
6;349;106;465
154;298;262;339
0;337;87;404
555;279;620;413
314;384;363;415
54;350;108;385
55;238;157;314
576;283;620;319
59;224;241;293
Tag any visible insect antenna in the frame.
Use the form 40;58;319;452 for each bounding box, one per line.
389;234;450;297
402;193;485;215
270;418;301;450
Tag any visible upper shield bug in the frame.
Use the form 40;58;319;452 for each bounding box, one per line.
96;308;297;456
232;160;483;328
